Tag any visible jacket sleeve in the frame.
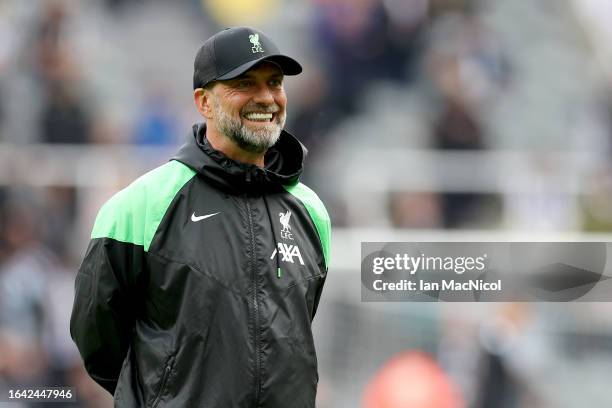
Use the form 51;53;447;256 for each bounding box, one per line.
71;161;193;394
70;237;143;394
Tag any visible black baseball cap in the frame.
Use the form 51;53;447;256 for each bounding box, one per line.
193;26;302;89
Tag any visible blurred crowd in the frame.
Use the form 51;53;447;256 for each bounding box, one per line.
2;0;612;407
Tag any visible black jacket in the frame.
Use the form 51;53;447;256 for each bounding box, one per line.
70;124;331;407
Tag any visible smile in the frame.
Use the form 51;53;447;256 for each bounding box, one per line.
243;112;274;122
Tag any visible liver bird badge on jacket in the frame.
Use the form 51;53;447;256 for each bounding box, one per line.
279;210;293;239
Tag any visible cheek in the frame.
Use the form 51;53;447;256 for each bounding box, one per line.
219;91;247;115
276;92;288;110
224;102;245;118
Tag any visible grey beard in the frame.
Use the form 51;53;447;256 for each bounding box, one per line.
213;97;284;154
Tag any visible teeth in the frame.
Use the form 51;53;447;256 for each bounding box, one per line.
244;112;273;121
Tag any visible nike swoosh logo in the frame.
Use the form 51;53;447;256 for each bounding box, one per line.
191;212;220;222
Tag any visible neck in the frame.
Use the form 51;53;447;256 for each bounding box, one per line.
205;123;266;168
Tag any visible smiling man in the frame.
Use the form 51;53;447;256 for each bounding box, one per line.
70;27;331;408
200;61;287;166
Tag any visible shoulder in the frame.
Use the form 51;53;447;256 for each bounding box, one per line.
283;182;332;267
91;161;196;250
283;182;330;225
97;160;195;217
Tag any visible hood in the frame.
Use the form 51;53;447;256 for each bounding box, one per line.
172;123;306;194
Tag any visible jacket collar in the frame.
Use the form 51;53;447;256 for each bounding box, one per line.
172;123;306;194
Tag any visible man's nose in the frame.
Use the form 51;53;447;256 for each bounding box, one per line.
252;84;275;104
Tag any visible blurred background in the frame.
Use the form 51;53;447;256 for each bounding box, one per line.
2;0;612;406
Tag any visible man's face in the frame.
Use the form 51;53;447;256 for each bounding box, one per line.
208;62;287;153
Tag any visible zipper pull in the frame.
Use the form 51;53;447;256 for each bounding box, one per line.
277;267;282;278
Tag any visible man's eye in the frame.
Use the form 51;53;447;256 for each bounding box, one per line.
269;79;283;87
237;80;252;88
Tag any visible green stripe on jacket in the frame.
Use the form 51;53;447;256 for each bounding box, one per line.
91;160;196;251
283;182;331;269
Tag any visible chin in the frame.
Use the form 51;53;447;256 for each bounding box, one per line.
246;124;282;136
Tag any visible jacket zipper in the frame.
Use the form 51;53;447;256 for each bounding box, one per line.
151;355;174;408
246;197;261;407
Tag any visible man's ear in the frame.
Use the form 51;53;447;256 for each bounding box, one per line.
194;88;213;119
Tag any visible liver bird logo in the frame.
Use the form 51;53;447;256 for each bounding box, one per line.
249;33;264;53
279;210;292;233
